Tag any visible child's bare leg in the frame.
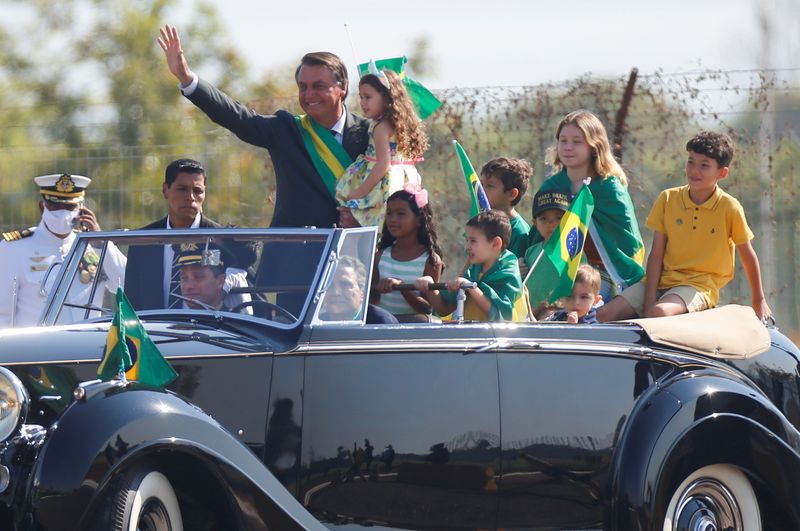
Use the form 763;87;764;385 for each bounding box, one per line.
645;294;687;318
597;296;638;322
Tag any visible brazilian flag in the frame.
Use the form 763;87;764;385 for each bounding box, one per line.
542;185;595;302
97;288;177;387
453;141;491;218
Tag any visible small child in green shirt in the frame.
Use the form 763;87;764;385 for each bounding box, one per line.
416;210;524;321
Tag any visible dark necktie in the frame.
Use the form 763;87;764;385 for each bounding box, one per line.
168;245;182;309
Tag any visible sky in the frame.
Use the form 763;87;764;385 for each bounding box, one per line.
200;0;794;89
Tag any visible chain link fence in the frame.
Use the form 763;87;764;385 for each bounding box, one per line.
1;69;798;338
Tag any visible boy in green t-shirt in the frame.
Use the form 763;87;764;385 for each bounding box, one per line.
479;157;532;257
416;210;524;321
598;131;772;322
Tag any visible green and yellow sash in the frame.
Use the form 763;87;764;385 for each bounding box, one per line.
294;115;354;197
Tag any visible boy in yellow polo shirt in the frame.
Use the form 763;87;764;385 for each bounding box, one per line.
598;131;772;322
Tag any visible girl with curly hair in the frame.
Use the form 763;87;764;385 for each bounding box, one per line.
336;67;428;227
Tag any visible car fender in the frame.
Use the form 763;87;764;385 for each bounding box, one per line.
609;368;800;529
28;382;325;531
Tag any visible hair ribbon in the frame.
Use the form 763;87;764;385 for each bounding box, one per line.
403;181;428;208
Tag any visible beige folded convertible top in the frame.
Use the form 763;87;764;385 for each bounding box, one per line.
625;304;771;359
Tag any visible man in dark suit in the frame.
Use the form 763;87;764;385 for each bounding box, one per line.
158;25;369;229
124;159;256;311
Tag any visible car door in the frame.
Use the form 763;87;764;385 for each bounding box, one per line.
495;324;665;529
300;322;501;529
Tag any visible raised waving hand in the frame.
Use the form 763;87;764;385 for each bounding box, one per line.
157;25;195;86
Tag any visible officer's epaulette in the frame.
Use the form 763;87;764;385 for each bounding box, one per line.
1;227;35;242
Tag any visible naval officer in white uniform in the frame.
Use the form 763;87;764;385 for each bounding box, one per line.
0;173;126;327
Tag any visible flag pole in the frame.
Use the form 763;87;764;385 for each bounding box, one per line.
522;248;545;286
343;24;359;71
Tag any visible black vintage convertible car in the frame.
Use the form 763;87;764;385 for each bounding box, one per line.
0;227;798;530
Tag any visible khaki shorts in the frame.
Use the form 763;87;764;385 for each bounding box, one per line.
620;282;709;317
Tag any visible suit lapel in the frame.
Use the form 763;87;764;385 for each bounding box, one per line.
342;110;368;161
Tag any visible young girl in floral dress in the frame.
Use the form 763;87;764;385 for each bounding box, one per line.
336;67;428;227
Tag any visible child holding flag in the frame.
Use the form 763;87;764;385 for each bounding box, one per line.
336;66;428;227
523;189;580;317
415;210;524;321
529;110;645;302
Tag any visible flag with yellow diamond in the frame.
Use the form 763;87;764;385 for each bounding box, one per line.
97;288;177;387
541;184;595;302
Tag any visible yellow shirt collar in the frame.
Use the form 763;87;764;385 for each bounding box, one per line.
680;185;723;210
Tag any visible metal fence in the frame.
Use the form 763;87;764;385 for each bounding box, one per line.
1;69;798;337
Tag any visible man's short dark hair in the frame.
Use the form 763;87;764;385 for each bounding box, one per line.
165;158;206;187
480;157;532;206
686;131;735;168
467;210;512;251
295;52;349;97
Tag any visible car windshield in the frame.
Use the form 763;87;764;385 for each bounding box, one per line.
40;228;343;327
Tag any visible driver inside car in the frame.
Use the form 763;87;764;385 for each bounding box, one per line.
176;243;237;311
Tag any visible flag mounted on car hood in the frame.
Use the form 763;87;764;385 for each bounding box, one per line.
97;288;177;388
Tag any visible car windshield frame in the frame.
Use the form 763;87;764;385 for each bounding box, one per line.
39;227;347;328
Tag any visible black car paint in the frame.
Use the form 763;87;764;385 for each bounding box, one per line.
28;382;324;531
3;317;800;530
0;228;798;530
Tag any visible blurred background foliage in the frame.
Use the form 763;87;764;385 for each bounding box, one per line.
0;0;798;339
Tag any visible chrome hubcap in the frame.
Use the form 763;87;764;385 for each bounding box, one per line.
673;478;742;531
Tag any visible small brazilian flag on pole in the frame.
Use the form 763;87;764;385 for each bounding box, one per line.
542;183;595;302
453;140;491;218
97;288;177;388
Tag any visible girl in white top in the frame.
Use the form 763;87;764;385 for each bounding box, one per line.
371;185;444;318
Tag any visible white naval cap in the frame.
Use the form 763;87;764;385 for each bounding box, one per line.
34;173;91;204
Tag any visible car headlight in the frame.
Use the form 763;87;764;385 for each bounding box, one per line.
0;367;28;442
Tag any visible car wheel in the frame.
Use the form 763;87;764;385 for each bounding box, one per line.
662;464;761;531
109;465;184;531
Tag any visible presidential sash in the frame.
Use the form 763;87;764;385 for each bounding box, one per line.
294;115;353;197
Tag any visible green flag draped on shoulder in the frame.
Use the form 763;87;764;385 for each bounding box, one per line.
541;184;595;302
294;115;354;197
97;288;177;388
535;169;645;289
357;57;442;120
